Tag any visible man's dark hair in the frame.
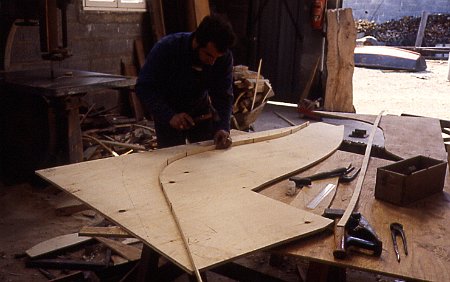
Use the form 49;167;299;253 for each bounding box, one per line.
193;15;236;53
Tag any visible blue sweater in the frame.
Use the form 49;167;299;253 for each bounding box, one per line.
136;32;234;132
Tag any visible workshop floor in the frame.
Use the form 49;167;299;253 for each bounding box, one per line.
1;59;448;281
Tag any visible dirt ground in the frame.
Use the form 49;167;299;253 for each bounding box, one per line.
0;59;449;282
353;59;450;120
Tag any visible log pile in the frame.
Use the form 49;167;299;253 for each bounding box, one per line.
355;14;450;46
231;65;274;130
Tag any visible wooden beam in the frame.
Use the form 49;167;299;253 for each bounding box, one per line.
150;0;166;40
95;237;141;261
79;226;131;238
414;11;429;48
26;233;92;258
337;111;383;227
324;8;356;113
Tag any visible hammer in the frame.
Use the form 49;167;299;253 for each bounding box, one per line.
323;208;383;259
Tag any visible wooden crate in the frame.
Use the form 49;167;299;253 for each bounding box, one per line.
375;155;447;206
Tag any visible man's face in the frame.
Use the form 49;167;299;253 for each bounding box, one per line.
197;42;224;66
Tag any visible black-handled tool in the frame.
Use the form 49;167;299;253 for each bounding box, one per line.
324;208;383;259
289;164;360;187
390;222;408;262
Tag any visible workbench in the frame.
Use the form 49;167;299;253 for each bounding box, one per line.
0;68;135;181
263;113;449;281
36;113;449;281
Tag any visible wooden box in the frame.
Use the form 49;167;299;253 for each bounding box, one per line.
375;155;447;205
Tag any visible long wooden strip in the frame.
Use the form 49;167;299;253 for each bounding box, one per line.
26;233;92;258
337;111;384;227
95;237;141;261
79;226;130;238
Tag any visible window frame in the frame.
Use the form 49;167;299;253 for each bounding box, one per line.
83;0;146;12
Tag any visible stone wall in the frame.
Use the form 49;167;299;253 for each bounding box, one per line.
1;1;153;110
343;0;450;23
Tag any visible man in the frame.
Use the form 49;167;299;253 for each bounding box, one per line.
136;15;236;149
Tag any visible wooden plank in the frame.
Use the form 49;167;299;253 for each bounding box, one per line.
95;237;141;261
134;38;146;70
299;56;320;102
194;0;210;26
26;233;92;258
121;61;144;121
54;193;88;216
324;8;356;113
380;115;448;161
36;123;343;273
337;111;382;227
314;111;448;161
414;11;429;48
150;0;166;40
79;226;131;238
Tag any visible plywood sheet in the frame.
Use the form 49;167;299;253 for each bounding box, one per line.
160;123;344;269
37;123;343;272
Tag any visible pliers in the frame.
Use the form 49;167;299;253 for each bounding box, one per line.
390;222;408;262
289;164;361;187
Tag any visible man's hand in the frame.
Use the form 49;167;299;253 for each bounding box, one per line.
214;130;232;149
169;113;195;130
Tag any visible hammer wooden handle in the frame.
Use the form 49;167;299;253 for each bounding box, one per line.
333;221;347;259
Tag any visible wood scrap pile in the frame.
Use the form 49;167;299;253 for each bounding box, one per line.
355;14;450;46
231;65;274;130
79;102;157;160
24;218;143;281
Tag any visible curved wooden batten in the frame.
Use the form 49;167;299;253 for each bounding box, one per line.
157;122;310;280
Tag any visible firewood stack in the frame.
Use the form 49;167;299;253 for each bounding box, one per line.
231;65;274;130
355;14;450;46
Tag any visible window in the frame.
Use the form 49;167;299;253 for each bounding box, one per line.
83;0;146;11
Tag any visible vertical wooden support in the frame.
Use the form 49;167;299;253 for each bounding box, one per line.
415;11;429;49
324;8;356;113
65;96;84;163
194;0;210;25
186;0;210;31
137;245;160;282
150;0;166;40
447;52;450;82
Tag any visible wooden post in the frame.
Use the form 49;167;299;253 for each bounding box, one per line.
415;11;429;49
447;52;450;81
150;0;166;40
324;8;356;112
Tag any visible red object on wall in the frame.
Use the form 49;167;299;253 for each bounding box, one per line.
311;0;326;30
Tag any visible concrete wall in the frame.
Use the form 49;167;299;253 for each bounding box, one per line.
343;0;450;23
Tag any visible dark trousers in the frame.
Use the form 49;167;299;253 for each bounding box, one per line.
155;119;214;148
